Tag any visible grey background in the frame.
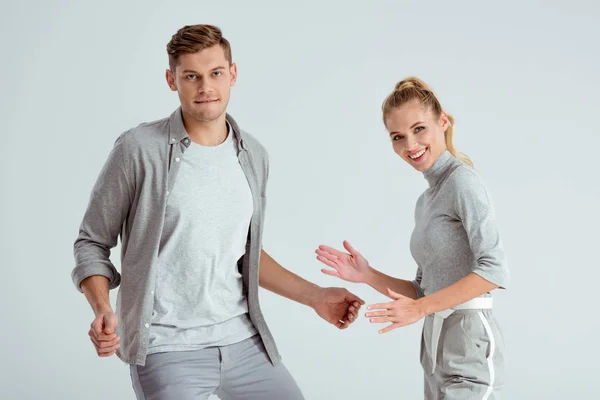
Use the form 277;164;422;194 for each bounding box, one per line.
1;0;598;399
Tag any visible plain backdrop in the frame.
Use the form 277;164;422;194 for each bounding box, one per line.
1;0;599;399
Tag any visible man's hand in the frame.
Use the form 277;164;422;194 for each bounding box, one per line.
88;311;120;357
311;287;365;329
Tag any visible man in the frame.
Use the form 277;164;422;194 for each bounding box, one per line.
72;24;364;399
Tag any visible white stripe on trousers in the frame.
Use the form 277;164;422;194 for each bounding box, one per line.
430;297;495;399
478;311;496;400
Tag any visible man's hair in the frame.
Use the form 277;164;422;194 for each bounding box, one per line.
166;24;232;72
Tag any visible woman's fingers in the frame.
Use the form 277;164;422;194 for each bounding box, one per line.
315;249;340;263
320;268;341;278
369;317;393;324
317;245;348;259
316;255;340;270
378;322;402;334
365;310;390;318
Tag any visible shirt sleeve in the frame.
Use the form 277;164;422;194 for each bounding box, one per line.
71;133;133;292
411;264;425;298
452;168;509;289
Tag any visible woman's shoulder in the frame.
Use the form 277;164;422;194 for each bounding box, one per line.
446;162;487;192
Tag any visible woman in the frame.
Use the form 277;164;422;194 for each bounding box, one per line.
316;77;509;399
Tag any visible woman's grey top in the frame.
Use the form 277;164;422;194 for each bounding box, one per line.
410;150;509;298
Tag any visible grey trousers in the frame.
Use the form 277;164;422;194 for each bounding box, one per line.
420;310;506;400
130;334;304;400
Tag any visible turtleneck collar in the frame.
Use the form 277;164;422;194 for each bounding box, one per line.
423;150;455;187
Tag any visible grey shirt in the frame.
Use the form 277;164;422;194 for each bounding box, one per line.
410;150;509;298
72;108;278;366
148;122;257;354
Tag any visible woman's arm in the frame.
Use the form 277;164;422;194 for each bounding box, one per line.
316;240;418;299
416;272;497;315
364;266;418;299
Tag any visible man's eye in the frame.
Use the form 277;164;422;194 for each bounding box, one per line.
186;75;197;80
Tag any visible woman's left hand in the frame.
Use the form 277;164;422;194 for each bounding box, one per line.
366;288;427;333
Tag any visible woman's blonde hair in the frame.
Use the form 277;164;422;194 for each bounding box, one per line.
382;77;473;168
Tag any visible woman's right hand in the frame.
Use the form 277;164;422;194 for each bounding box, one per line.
315;241;371;283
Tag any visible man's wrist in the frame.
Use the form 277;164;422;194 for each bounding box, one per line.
305;285;325;309
93;304;114;317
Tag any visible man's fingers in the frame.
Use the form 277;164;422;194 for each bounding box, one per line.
89;328;116;341
345;291;365;305
90;335;120;349
335;319;349;330
92;340;120;356
91;330;118;341
90;337;120;352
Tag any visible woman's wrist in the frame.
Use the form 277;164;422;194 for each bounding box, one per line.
363;265;378;286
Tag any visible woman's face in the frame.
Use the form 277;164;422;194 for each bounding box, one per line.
385;99;449;172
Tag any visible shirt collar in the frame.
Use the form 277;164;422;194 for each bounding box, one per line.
168;107;247;150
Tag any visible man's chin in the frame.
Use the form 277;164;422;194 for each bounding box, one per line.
184;106;225;123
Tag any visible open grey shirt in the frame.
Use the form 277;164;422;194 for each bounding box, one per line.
72;108;279;366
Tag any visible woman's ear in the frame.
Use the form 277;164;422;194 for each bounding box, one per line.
440;111;450;131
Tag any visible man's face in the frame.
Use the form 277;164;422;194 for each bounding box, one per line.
166;44;237;123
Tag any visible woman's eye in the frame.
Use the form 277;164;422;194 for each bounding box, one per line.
393;135;404;141
415;126;424;133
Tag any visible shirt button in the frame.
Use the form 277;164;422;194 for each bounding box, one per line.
166;191;170;196
171;138;176;142
150;291;155;295
145;323;149;328
175;157;181;162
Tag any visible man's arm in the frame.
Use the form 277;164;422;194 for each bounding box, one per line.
259;250;321;306
81;275;112;315
72;133;132;293
73;133;133;357
259;249;365;329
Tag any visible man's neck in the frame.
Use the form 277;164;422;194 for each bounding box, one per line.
182;111;229;146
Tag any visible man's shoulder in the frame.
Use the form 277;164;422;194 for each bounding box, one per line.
118;114;171;148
